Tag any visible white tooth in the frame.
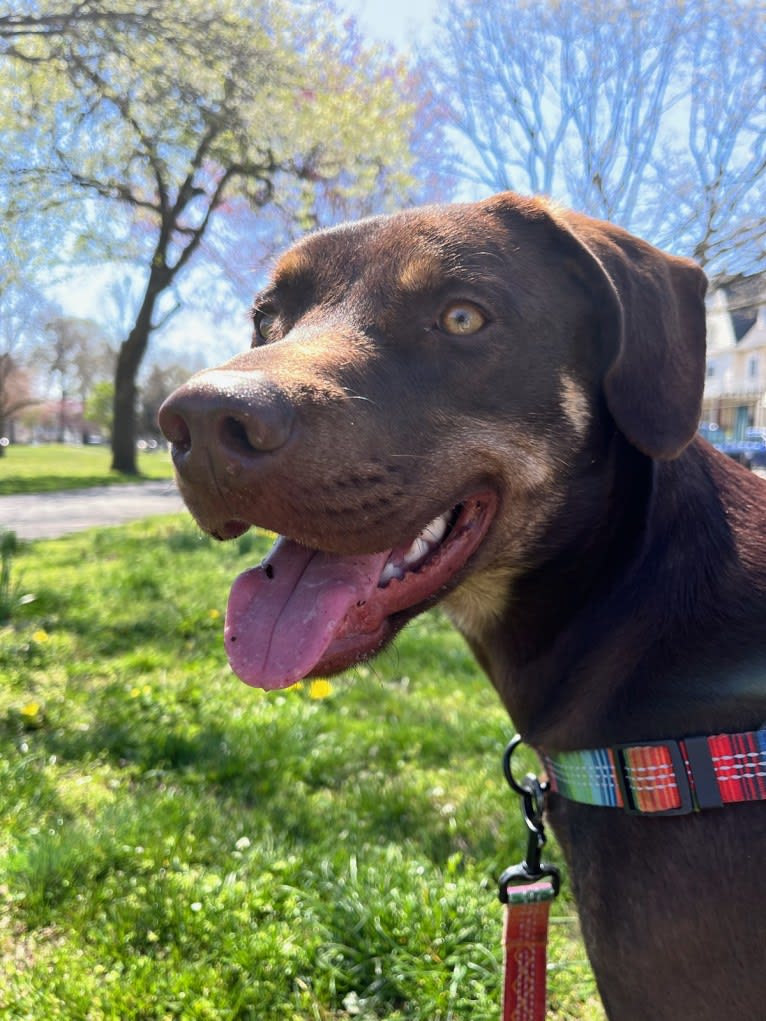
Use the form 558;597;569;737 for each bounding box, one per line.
420;514;448;545
403;536;431;565
379;562;404;586
379;511;451;588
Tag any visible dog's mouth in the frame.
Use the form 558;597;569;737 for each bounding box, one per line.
223;491;497;689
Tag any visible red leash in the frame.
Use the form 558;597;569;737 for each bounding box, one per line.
501;879;557;1021
499;736;560;1021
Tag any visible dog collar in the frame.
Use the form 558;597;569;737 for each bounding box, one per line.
540;728;766;815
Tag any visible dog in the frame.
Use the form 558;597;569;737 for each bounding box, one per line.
158;192;766;1020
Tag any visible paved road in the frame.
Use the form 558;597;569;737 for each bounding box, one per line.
0;480;186;540
4;465;765;542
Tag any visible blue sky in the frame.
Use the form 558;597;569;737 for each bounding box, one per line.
340;0;438;48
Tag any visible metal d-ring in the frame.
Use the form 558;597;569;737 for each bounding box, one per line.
503;734;548;809
502;734;529;795
499;734;559;894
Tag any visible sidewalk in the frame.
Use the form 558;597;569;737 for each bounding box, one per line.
0;480;186;540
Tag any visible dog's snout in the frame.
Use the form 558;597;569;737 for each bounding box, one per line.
158;370;295;478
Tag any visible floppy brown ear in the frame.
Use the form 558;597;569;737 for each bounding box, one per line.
557;208;708;460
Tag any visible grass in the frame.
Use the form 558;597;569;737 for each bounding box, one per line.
0;444;175;495
0;516;605;1020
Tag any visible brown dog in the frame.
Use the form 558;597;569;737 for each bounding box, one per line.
159;193;766;1020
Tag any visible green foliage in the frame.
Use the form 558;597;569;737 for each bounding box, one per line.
0;516;604;1019
84;380;114;436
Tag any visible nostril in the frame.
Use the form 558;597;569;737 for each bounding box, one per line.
216;401;294;455
219;415;256;455
158;408;192;452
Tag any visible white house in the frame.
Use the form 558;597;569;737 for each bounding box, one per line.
701;288;766;440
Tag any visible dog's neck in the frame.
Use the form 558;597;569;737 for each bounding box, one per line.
462;437;766;751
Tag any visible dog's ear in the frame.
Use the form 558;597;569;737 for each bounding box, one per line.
554;207;708;460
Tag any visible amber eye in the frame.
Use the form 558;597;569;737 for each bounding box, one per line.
438;301;487;336
253;310;278;344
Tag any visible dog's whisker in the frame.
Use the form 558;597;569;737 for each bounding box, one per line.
341;393;376;403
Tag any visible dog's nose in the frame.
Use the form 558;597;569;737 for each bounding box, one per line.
158;370;295;477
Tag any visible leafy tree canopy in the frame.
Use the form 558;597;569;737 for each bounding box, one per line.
5;0;422;259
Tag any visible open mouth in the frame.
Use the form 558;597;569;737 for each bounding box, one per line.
224;491;497;689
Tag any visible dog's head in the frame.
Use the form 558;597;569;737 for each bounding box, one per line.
159;192;707;690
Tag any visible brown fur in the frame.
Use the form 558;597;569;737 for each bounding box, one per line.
159;193;766;1020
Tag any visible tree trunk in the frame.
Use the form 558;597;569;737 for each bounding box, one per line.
111;351;139;472
110;270;167;474
58;388;67;443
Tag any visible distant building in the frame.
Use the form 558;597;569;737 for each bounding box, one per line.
701;276;766;440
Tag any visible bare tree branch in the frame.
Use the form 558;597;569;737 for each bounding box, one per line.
427;0;766;275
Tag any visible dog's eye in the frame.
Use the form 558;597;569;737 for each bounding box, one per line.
438;302;487;336
253;310;279;344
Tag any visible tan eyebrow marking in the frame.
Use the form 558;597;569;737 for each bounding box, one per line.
397;253;447;293
273;246;312;286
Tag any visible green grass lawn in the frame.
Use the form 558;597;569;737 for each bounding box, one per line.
0;516;604;1020
0;444;175;495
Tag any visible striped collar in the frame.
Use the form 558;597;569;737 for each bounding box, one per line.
541;728;766;815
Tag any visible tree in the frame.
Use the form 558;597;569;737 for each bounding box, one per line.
673;5;766;272
138;361;190;443
0;238;51;453
41;316;114;443
0;4;157;47
0;354;36;448
3;0;434;473
427;0;766;275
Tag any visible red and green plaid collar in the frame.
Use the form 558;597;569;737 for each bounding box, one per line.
540;728;766;815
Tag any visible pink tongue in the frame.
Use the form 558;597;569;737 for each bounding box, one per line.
224;537;390;689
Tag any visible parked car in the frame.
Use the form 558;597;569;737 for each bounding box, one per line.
698;424;766;469
708;428;766;470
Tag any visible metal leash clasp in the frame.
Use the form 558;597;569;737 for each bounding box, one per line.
499;734;560;903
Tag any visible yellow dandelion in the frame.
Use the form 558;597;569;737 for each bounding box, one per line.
32;629;49;643
207;608;220;620
309;679;333;700
20;701;41;719
130;687;142;698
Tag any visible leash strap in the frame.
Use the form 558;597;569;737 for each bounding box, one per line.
542;728;766;815
500;738;560;1021
502;880;556;1021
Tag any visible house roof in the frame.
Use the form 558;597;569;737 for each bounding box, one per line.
737;306;766;352
722;271;766;341
706;289;737;353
